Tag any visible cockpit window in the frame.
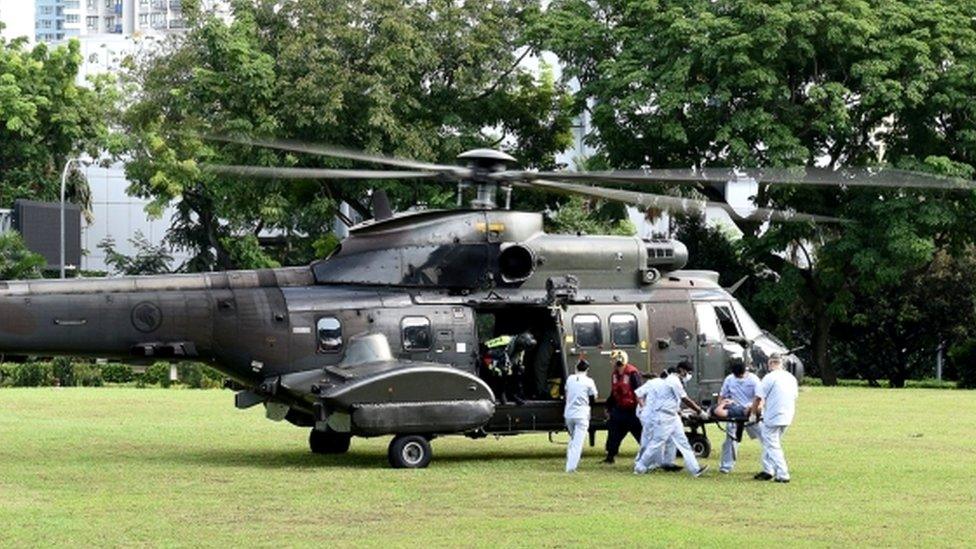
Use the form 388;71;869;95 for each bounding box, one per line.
317;317;343;353
714;305;741;338
731;300;763;340
694;303;723;342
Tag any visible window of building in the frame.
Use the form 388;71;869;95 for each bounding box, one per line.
316;317;342;353
573;314;602;347
401;317;431;351
86;16;98;29
87;0;97;8
139;14;148;26
609;313;639;347
66;14;79;23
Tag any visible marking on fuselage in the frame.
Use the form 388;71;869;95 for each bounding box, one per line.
292;327;312;335
131;302;163;333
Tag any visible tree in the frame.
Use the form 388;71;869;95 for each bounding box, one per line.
98;231;175;276
121;0;573;272
536;0;976;384
0;35;116;214
0;232;45;280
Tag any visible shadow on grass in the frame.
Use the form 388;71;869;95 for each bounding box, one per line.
168;444;568;470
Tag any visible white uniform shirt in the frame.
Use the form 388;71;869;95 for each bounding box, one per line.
720;372;761;407
758;369;798;426
564;372;598;420
635;377;664;421
654;373;687;420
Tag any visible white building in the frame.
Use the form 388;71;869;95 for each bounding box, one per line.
78;163;192;273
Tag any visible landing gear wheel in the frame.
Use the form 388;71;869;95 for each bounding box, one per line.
688;433;711;459
309;428;351;454
388;435;432;469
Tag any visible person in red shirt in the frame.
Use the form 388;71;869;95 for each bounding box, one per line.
602;350;644;464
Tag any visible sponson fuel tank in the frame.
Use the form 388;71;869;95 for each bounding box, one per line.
312;209;687;290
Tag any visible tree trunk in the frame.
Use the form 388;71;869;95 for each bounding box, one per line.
889;354;908;388
813;311;837;385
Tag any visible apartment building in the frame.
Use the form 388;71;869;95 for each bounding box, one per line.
81;0;187;35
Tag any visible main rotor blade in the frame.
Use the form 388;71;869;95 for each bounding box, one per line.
202;164;441;180
505;167;976;191
527;179;845;224
206;135;470;176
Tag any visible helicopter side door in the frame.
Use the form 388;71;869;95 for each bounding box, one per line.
558;304;650;399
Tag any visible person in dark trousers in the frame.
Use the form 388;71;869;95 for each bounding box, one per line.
602;350;644;464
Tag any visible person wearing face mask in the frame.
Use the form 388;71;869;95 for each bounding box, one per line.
633;370;680;471
634;361;710;477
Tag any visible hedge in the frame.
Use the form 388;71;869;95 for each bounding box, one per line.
0;360;224;389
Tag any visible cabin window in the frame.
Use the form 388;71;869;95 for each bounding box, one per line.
573;314;603;347
401;316;432;351
714;304;741;338
610;313;639;346
317;317;343;353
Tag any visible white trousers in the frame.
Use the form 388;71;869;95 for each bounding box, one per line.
720;423;759;473
635;415;677;466
565;417;589;472
760;423;790;480
634;415;700;475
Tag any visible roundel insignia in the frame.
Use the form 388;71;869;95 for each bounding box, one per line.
132;302;163;333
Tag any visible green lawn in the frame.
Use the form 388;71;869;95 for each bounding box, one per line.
1;387;974;547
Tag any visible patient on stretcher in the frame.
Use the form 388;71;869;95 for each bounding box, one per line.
709;398;751;420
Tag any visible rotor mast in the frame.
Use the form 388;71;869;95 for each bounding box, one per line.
456;149;517;210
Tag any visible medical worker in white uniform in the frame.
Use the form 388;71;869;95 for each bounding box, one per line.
752;353;798;483
564;359;598;473
634;361;710;477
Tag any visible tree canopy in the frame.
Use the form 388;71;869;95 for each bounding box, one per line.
121;0;573;271
0;36;116;212
536;0;976;385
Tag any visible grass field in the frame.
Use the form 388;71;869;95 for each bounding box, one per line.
1;387;974;547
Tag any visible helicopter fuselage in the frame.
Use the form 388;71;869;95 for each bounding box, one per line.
0;208;800;465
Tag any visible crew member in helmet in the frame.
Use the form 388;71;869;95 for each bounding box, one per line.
483;331;537;405
602;349;643;464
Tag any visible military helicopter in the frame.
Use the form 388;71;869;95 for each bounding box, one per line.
1;137;973;468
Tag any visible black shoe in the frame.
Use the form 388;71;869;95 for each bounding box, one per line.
693;464;709;478
753;472;773;481
601;456;615;464
662;464;683;472
774;478;791;483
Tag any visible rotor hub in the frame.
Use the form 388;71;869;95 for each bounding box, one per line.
457;149;518;209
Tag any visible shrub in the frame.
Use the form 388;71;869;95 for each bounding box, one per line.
949;340;976;389
143;363;172;388
51;357;75;386
74;363;104;387
13;362;53;387
101;363;134;384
